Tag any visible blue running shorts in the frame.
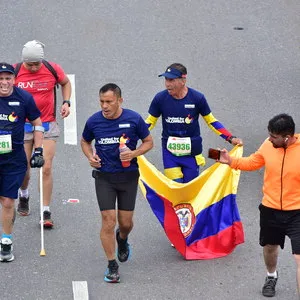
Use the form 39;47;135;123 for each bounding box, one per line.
0;171;26;199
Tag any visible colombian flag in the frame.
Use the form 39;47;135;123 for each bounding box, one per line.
138;146;244;260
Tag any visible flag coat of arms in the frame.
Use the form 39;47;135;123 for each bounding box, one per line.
138;146;244;260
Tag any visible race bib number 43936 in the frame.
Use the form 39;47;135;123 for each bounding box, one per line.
167;136;191;156
0;135;12;154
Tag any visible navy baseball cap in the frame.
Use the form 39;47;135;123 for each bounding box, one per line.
0;63;15;75
158;67;187;79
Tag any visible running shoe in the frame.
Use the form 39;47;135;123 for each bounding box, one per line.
0;238;14;262
17;196;30;216
104;263;120;283
116;228;131;263
262;272;278;297
43;211;54;228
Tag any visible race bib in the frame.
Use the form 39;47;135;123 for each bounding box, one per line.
0;134;12;154
167;136;191;156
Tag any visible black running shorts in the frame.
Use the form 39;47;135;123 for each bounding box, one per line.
259;204;300;254
92;170;139;211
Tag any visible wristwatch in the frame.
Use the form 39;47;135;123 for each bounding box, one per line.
62;100;71;107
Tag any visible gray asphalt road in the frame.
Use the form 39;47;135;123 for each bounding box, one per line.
0;1;300;299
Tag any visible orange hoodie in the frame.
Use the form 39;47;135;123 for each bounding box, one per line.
230;134;300;210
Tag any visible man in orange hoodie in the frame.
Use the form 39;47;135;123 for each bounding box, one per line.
218;113;300;298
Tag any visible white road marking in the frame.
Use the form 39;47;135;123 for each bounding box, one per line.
64;74;77;145
72;281;89;300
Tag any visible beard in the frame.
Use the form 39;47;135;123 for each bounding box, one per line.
272;142;286;149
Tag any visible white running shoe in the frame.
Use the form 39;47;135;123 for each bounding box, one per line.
0;238;14;262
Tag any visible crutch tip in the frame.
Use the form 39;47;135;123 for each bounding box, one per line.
40;249;46;256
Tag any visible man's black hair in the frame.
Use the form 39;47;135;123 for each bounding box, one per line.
167;63;187;75
268;113;295;136
99;83;122;98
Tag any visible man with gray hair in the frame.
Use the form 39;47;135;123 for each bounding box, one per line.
13;40;72;228
146;63;242;183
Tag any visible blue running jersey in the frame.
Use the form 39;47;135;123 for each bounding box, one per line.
148;88;232;155
0;87;41;173
82;108;150;173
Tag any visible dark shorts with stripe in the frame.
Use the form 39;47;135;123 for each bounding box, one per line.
259;204;300;254
92;170;139;211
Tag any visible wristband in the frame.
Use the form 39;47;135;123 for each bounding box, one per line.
33;125;45;133
34;147;43;155
63;100;71;107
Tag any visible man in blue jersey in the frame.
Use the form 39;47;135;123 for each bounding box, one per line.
0;62;44;262
81;83;153;283
146;63;243;183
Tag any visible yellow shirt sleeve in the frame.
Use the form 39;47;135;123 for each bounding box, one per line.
145;114;158;131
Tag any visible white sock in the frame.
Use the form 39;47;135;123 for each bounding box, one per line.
267;271;277;278
43;206;50;212
19;189;29;198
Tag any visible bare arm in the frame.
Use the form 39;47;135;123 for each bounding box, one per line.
60;75;72;118
30;117;44;148
80;137;101;168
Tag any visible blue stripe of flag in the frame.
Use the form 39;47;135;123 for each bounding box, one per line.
186;194;241;245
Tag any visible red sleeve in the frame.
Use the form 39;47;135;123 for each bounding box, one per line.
48;62;67;83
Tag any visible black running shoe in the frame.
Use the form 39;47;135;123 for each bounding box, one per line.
104;264;120;283
0;238;14;262
116;229;131;263
262;273;278;297
17;196;30;216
